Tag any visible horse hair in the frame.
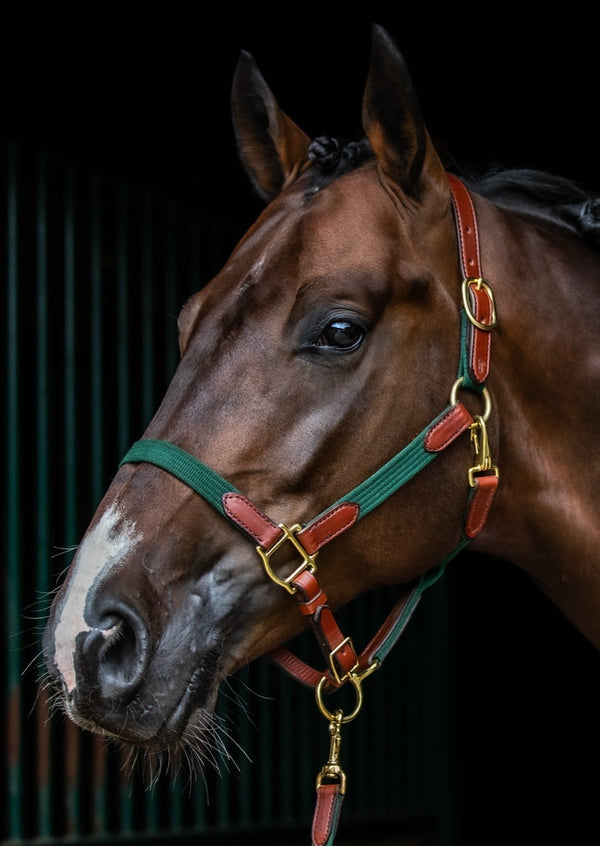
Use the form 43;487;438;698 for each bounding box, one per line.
467;166;600;249
308;136;373;186
307;136;600;249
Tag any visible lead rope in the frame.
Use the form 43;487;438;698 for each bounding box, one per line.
120;175;498;846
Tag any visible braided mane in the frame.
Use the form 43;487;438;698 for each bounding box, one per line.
307;136;600;249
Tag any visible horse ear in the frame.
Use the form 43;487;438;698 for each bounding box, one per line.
362;26;446;198
232;51;311;202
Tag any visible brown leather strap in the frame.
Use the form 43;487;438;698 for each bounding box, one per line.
447;173;481;277
269;582;423;691
447;173;493;385
222;492;281;548
297;503;359;555
290;569;359;683
464;474;498;538
269;645;326;689
466;283;494;384
425;401;473;452
312;783;344;846
222;493;359;555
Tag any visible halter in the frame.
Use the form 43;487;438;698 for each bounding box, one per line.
120;174;498;846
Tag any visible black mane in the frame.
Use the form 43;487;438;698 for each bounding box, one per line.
308;136;373;187
467;167;600;248
308;136;600;248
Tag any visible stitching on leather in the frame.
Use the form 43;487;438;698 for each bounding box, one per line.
302;503;359;547
312;785;338;846
222;492;278;542
425;405;469;452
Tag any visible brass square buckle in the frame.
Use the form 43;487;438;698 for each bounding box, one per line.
328;636;359;686
256;523;318;595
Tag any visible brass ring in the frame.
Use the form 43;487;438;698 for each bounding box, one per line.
450;377;492;422
315;675;363;724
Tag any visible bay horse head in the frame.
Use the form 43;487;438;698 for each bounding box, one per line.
42;23;600;783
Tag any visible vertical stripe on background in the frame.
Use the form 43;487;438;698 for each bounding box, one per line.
90;173;105;503
116;185;130;457
35;152;52;838
164;202;179;380
141;192;155;427
63;165;82;837
6;140;22;841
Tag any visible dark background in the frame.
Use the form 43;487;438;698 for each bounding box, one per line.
2;8;599;217
3;7;600;844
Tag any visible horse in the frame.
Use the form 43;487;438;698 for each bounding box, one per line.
42;24;600;845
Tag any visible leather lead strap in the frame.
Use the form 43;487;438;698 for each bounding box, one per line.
312;783;344;846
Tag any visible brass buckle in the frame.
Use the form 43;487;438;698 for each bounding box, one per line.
256;523;317;595
328;637;359;686
461;277;497;331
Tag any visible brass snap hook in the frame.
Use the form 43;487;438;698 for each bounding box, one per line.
315;709;347;794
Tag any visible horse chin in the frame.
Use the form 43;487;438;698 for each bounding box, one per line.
121;690;226;785
53;653;231;783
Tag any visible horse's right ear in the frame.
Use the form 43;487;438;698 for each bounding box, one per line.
231;51;311;202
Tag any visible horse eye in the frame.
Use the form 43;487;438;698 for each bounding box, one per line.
316;319;365;350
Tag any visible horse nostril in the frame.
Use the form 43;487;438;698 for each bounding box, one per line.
80;603;150;701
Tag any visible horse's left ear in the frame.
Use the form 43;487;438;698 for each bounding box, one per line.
232;51;311;202
362;26;447;199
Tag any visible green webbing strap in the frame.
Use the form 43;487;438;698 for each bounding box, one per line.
458;309;482;393
121;401;455;535
323;403;455;520
120;439;240;518
370;535;469;665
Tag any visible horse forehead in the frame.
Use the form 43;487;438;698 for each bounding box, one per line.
257;173;400;272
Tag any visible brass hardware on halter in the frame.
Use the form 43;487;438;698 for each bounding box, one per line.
450;377;492;422
461;277;497;330
328;637;359;685
256;523;318;594
316;709;347;795
468;415;499;487
316;674;364;723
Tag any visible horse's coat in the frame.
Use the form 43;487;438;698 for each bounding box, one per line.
42;25;600;774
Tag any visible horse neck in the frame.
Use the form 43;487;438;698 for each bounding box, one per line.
469;193;600;648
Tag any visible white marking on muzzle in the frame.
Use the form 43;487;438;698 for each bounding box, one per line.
54;504;142;693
